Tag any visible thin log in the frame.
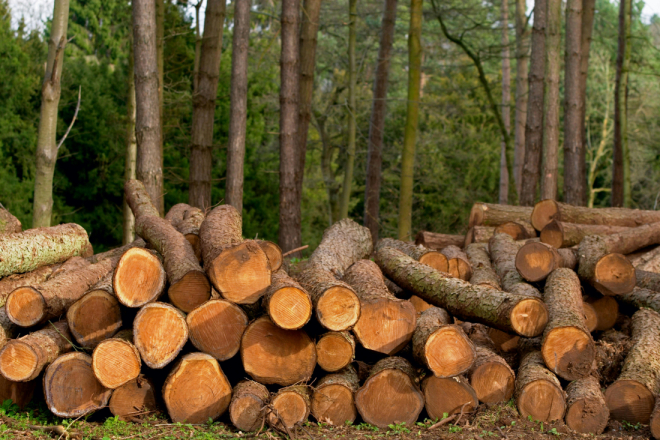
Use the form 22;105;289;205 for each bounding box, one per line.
468;203;533;228
165;203;205;262
113;247;166;308
540;220;629;248
464;226;495;245
311;365;359;425
489;233;542;296
229;380;270;432
376;238;448;273
565;376;609;434
415;231;465;250
494;221;536;240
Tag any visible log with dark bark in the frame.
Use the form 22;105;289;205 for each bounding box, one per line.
375;246;548;337
43;352;112;418
187;299;248;361
0;321;72;382
468;203;533;228
540;220;629;248
494;221;536;240
0;207;21;234
441;245;472;280
514;350;566;422
316;332;355;372
311;365;359;426
465;243;501;289
256;240;283;272
92;330;141;389
267;385;311;431
343;260;416;355
229;380;270;432
376;238;448;273
0;223;90;278
162;353;232;423
515;241;562;282
618;287;660;316
355;357;424;428
412;307;475;377
86;238;146;264
113;247;166;308
531;199;660;231
604;308;660;423
585;295;619;331
565;376;609;434
240;316;316;386
109;375;159;421
489;233;542;297
262;270;312;330
165;203;205;261
0;375;35;409
133;302;188;369
464;226;495;245
415;231;465;250
125;180;210;312
422;375;478;420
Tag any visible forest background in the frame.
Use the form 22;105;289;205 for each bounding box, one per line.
1;0;660;253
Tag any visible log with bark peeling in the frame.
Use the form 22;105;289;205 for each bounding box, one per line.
565;376;609;434
415;231;465;250
489;233;541;297
165;203;205;262
92;330;141;389
468;202;533;228
187;299;248;361
229;380;270;432
262;269;312;330
316;332;355;372
311;365;359;426
0;207;21;234
465;243;501;289
540;220;629;248
376;238;448;273
133;302;188;369
109;375;159;421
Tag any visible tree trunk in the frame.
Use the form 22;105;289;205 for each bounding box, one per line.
262;269;312;330
465;243;501;289
612;0;632;207
315;332;355;372
279;0;302;253
376;237;449;273
86;238;146;264
375;246;548;336
565;376;609;434
618;287;660;316
468;202;533;227
441;245;472;280
91;330;141;389
540;220;629;248
499;0;511;205
515;241;563;282
43;352;112;418
156;0;164;165
415;231;464;250
133;0;163;213
632;246;660;272
398;0;423;240
32;0;70;227
126;180;210;312
340;0;358;219
422;375;478;419
267;385;311;431
465;226;496;244
133;302;188;369
519;0;547;206
514;350;566;422
109;375;159;421
163;353;232;423
563;0;584;205
355;357;424;428
311;365;359;426
343;260;417;355
540;0;561;200
229;380;270;432
489;233;541;296
226;0;251;213
240;316;316;386
186;299;247;361
577;0;596;206
0;208;21;234
514;0;530;193
124;44;137;244
113;248;166;308
636;269;660;292
165;203;205;262
364;0;398;242
604;308;660;423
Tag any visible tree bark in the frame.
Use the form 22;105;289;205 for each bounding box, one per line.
618;287;660;315
133;302;188;369
262;269;313;330
124;43;137;244
468;338;516;404
422;375;478;420
514;0;530;193
398;0;423;240
376;237;449;273
156;0;163;165
0;208;21;235
577;0;596;206
133;0;163;213
0;375;35;409
514;350;566;422
91;330;141;389
340;0;358;219
636;269;660;292
468;202;533;227
311;365;359;425
540;220;629;248
489;233;541;296
415;231;464;250
499;0;511;205
256;240;283;272
364;0;398;242
465;243;501;289
109;375;159;421
565;376;609;434
226;0;250;213
315;331;355;372
229;380;270;432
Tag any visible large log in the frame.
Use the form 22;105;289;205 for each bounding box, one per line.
355;357;424;428
465;243;501;289
0;207;21;234
0;321;72;382
162;353;232;423
187;299;248;361
229;380;269;432
541;268;595;380
315;332;355;372
515;242;564;282
531;199;660;231
85;238;146;264
514;349;566;422
375;246;548;337
409;295;433;314
0;223;90;278
92;330;141;389
343;260;416;355
376;238;448;273
0;375;35;409
565;376;609;434
468;203;533;228
113;247;166;307
43;352;112;418
629;245;660;267
441;245;472;280
262;270;312;330
267;385;311;431
464;327;515;404
412;307;475;377
109;375;159;421
618;286;660;315
422;375;478;420
489;233;541;296
125;179;210;312
540;220;629;248
199;204;270;304
415;231;465;250
133;302;188;369
165;203;205;262
240;316;316;386
311;365;359;426
604;308;660;424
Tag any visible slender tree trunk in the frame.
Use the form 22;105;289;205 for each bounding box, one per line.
499;0;511;205
279;0;301;252
296;0;322;222
514;0;530;195
124;47;137;245
32;0;70;228
133;0;164;214
578;0;596;205
398;0;423;241
519;0;546;206
225;0;251;213
364;0;397;243
340;0;358;219
563;0;584;205
156;0;164;170
189;0;226;210
613;0;632;207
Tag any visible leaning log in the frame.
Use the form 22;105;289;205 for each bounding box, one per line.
376;238;448;273
565;376;609;434
187;299;248;361
165;203;205;262
422;375;478;420
133;302;188;369
540;220;629;248
468;203;533;228
489;233;541;297
229;380;270;432
311;365;359;426
415;231;465;250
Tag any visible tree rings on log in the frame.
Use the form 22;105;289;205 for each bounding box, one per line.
92;336;141;389
311;365;359;426
422;375;478;420
262;270;312;330
133;302;188;369
514;351;566;422
468;345;515;404
565;376;609;434
109;375;159;421
586;296;619;331
515;242;562;282
168;270;211;313
113;247;166;308
267;385;311;431
441;245;472;280
67;290;122;348
409;295;433;314
187;299;248;361
494;221;535;240
230;380;270;432
316;332;355;372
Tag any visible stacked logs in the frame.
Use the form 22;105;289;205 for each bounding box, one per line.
2;193;660;437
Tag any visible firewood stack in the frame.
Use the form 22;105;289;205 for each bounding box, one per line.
4;192;660;437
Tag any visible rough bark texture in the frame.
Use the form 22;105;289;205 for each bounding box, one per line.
565;376;609;434
109;375;159;421
189;0;226;210
514;350;566;422
165;203;205;236
262;269;312;330
415;231;465;250
376;238;448;273
86;238;146;264
540;220;629;248
364;0;397;242
0;264;60;304
632;246;660;273
229;380;269;432
310;219;373;277
375;246;548;337
0;224;90;278
133;302;188;369
123;42;137;245
489;233;541;297
0;375;35;409
441;245;472;280
578;0;595;207
200;204;242;263
515;241;562;282
311;365;359;426
514;0;530;193
465;226;495;245
618;287;660;315
0;208;21;234
635;269;660;292
465;243;501;289
267;385;311;430
469;203;533;227
315;332;355;372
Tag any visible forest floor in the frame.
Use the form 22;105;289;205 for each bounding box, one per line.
0;398;651;440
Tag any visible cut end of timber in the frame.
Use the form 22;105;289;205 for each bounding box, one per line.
510;298;548;337
468;203;484;228
168;270;210;313
114;248;167;308
515;242;558;282
540;220;564;248
590;296;619;331
267;286;313;330
316;286;361;331
6;286;45;327
257;240;283;272
187;299;248;362
542;327;595;380
230;383;269;432
92;339;141;389
422;376;478;421
67;290;122;348
583;302;598;333
353;299;416;355
650;407;660;439
565;396;610;434
425;327;475;378
593;254;636;296
208;241;271;304
133;302;188;369
316;333;354;372
109;376;158;420
470;362;515;404
418;252;449;273
311;384;356;426
356;369;424;428
0;341;38;382
495;222;531;240
530;199;560;231
605;380;655;424
447;257;472;280
517;380;566;422
267;389;309;430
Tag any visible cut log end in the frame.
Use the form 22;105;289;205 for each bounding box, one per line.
589;296;619;331
605;380;655;424
542;327;595;380
109;376;159;421
133;303;188;369
515;242;559;282
316;333;354;372
0;340;39;382
530;199;559;231
268;388;310;430
539;221;564;248
495;222;532;240
316;286;361;331
418;252;449;273
593;253;636;296
425;326;475;378
6;286;45;327
353;299;416;355
510;298;548;337
267;286;313;330
168;270;210;313
422;376;478;421
187;299;248;361
92;339;141;389
471;361;515;404
0;375;35;409
311;383;356;426
230;381;269;432
517;379;566;422
67;290;122;348
113;247;166;308
410;295;433;314
566;397;609;434
650;402;660;440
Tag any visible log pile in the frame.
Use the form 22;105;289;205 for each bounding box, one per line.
2;192;660;437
